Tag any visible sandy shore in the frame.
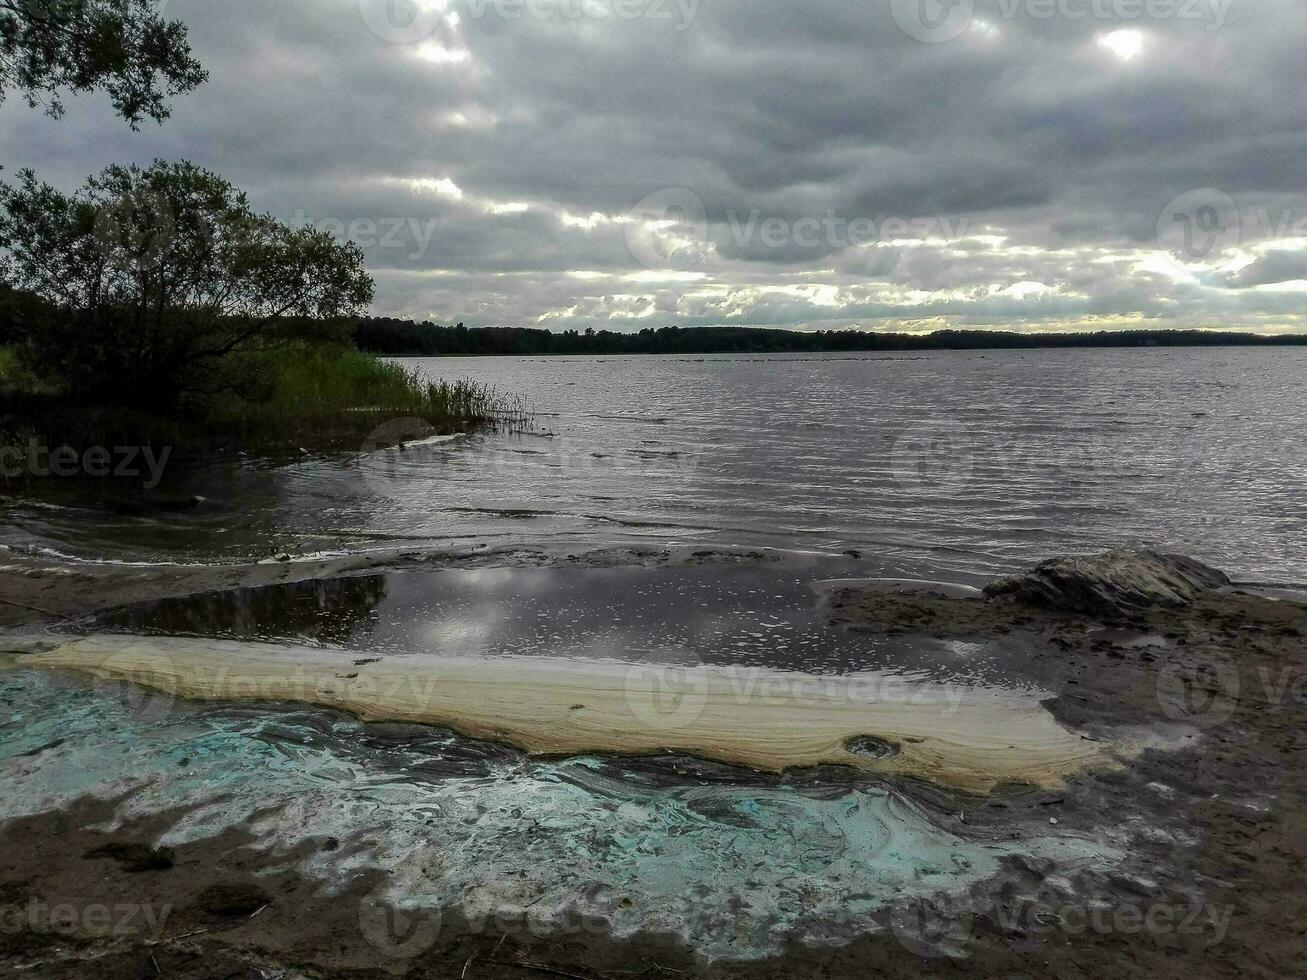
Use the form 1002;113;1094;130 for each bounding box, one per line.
9;632;1105;793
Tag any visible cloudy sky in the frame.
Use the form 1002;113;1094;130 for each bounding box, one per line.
7;0;1307;332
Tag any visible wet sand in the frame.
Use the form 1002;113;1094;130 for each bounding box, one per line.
1;552;1304;978
11;633;1105;793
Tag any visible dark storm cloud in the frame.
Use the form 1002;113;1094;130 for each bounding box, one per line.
4;0;1307;330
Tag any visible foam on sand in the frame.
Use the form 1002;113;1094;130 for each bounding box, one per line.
12;633;1108;793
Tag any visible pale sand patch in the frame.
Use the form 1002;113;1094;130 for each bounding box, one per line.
12;634;1108;793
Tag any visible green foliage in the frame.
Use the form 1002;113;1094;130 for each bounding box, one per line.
0;0;206;127
0;160;374;409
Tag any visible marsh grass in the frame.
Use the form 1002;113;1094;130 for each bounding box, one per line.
0;342;527;462
208;344;527;447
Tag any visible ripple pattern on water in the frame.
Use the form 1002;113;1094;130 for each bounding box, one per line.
2;348;1302;580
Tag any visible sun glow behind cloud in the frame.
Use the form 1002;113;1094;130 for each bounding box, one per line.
1096;29;1146;61
415;42;469;64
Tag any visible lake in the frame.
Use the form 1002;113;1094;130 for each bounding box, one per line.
3;347;1303;582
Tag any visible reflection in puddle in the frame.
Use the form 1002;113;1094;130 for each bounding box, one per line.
1086;628;1170;650
91;562;1030;685
97;575;390;646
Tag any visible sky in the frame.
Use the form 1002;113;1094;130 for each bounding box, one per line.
6;0;1307;333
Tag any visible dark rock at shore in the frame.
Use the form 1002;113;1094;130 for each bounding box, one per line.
983;549;1230;618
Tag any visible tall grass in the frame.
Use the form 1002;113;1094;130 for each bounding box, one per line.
210;344;526;447
0;343;528;458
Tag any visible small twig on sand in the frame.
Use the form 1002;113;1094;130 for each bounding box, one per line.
150;952;162;976
461;951;479;978
488;960;604;980
0;597;61;616
144;927;210;947
642;961;687;975
247;904;268;920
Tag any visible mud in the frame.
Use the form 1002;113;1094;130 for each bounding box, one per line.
0;554;1304;978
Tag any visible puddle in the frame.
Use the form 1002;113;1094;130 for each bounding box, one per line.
1086;628;1170;650
87;562;1029;686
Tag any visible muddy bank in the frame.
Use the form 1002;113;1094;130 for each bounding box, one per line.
822;561;1307;979
1;551;1304;977
0;788;1229;980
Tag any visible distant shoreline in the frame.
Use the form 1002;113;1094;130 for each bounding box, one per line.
356;322;1307;357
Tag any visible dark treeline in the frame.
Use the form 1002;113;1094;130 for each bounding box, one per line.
355;319;1307;356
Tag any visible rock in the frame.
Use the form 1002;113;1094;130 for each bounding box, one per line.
195;880;273;916
83;841;175;872
983;549;1229;618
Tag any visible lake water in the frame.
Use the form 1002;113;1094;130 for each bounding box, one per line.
3;347;1304;581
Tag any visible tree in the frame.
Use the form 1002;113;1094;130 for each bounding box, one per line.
0;281;53;344
0;160;374;408
0;0;206;128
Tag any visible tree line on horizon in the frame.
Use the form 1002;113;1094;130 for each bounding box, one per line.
354;318;1307;357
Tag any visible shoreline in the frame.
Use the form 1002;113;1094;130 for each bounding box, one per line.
1;551;1304;977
